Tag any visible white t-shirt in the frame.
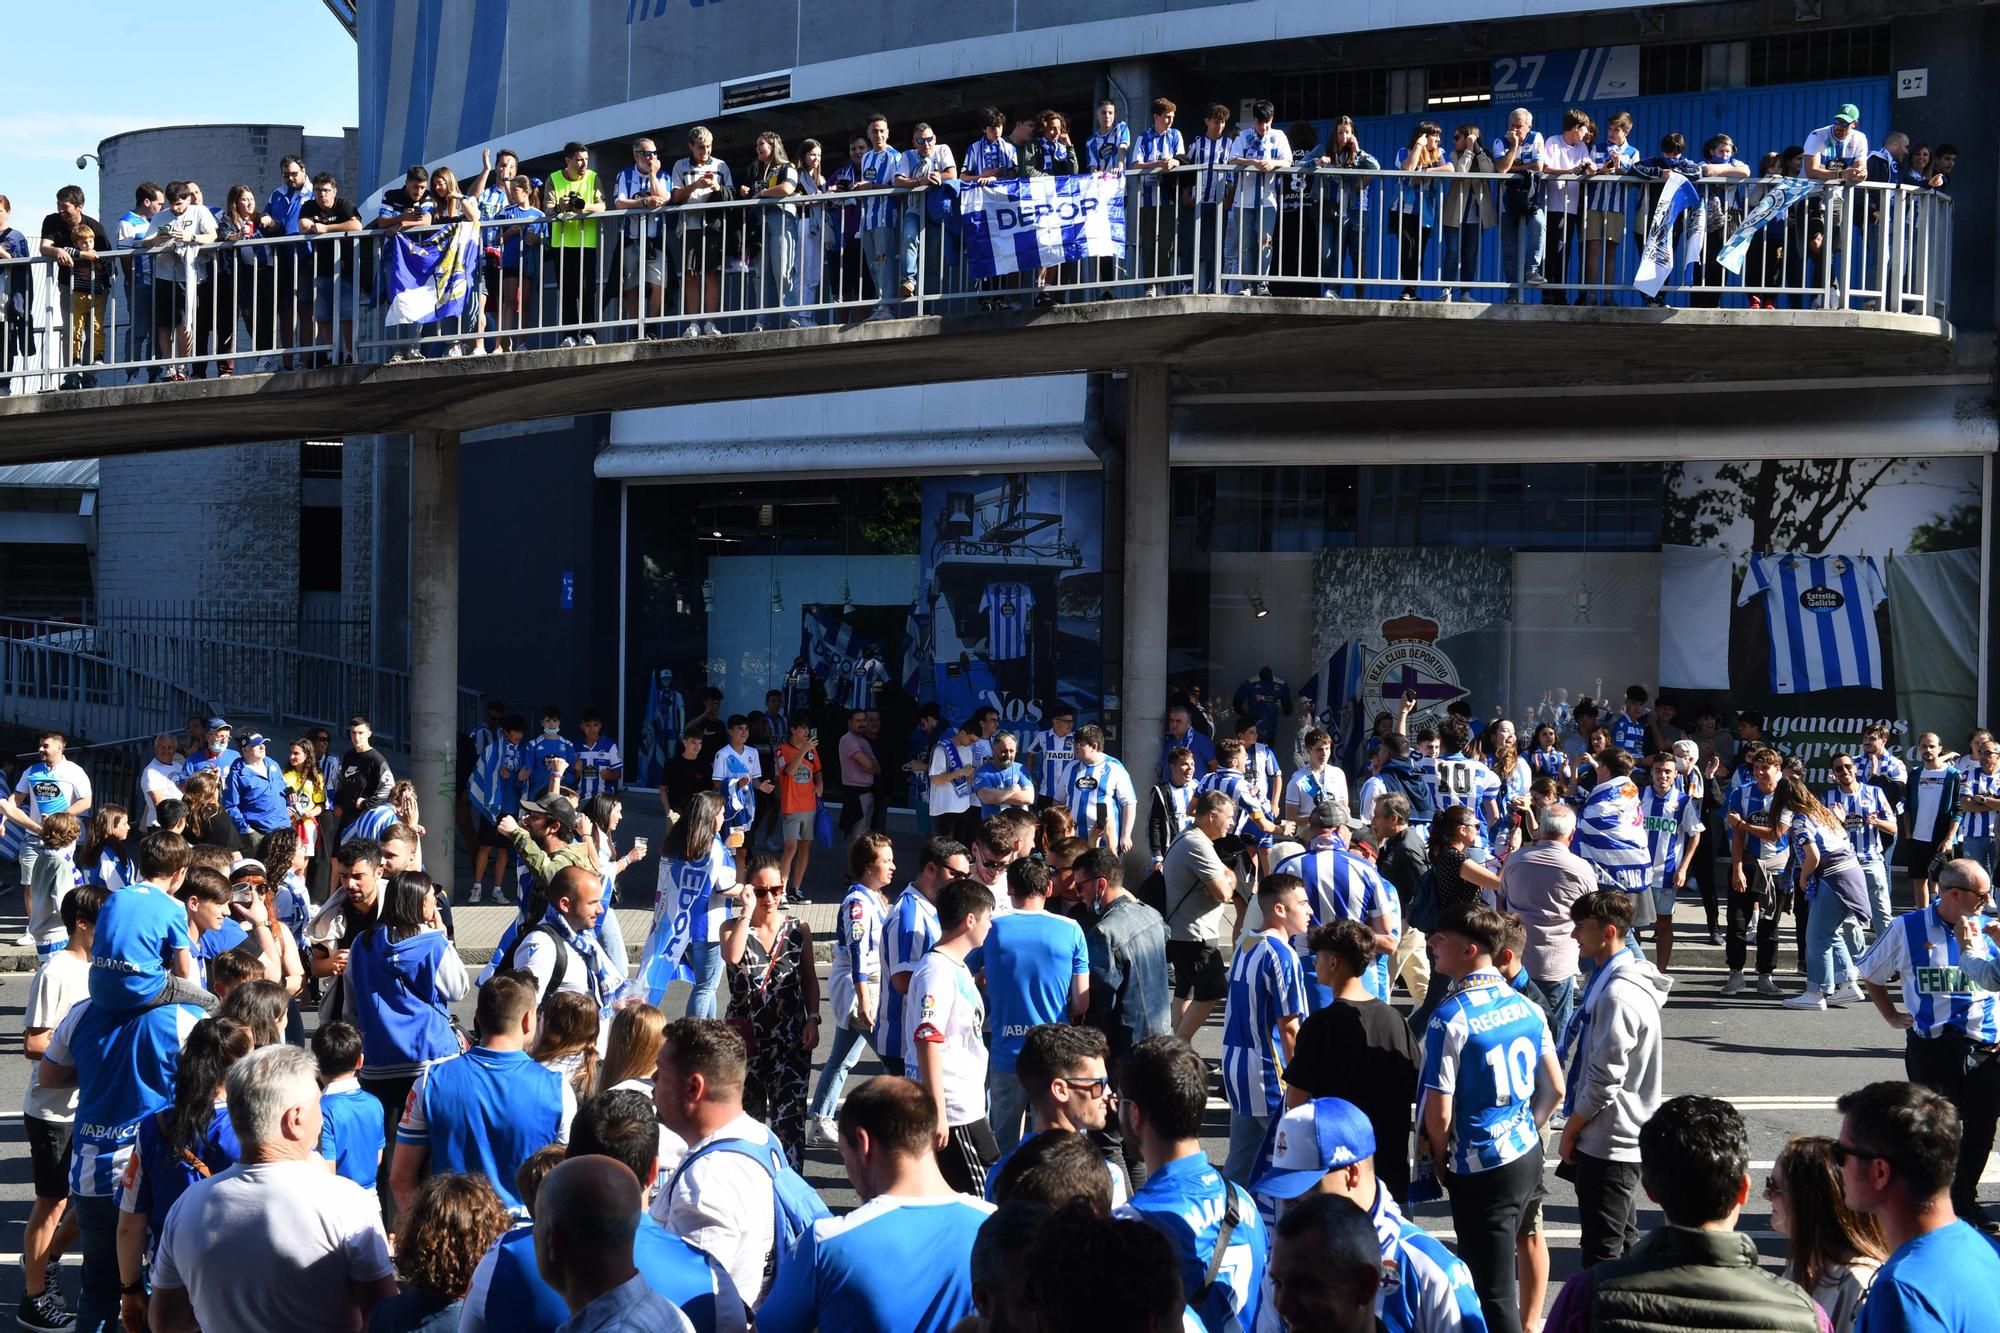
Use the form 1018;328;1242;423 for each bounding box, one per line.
1357;773;1390;821
139;758;184;828
906;949;987;1127
929;738;978;817
654;1110;779;1306
711;746;763;826
1542;132;1593;213
1285;764;1351;820
151;1159;393;1331
22;949;89;1122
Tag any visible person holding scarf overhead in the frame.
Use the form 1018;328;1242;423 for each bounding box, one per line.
1558;889;1670;1271
636;791;741;1019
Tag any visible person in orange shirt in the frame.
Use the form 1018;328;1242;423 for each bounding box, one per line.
776;719;824;903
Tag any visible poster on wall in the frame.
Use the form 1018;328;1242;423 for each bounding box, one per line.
1659;456;1982;775
1305;549;1514;765
915;473;1103;736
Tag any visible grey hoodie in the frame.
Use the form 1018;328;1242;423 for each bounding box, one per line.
1571;952;1673;1162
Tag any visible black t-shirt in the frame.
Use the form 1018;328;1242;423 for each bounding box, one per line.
298;197;360;279
1432;846;1481;914
1284;996;1421;1204
40;212;109;288
686;713;729;766
661;755;710;814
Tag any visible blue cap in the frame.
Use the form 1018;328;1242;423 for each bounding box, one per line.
241;733;269;748
1252;1097;1377;1200
206;716;230;731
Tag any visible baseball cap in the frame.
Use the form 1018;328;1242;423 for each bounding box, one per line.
1311;797;1365;834
520;793;579;827
1833;103;1860;125
241;732;269;748
1252;1097;1378;1200
228;858;268;885
206;716;231;731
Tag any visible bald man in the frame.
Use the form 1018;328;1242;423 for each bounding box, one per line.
535;1157;696;1331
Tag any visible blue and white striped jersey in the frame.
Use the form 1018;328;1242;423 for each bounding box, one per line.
1197;769;1271;838
962;136;1018;180
347;803;398;843
1273;842;1399;1003
1637;784;1702;884
1365;1183;1487;1333
573;738;623;802
1611;713;1648;756
1221;930;1308;1118
1086;123;1130;172
1421;974;1551;1175
1727;783;1790;867
710;745;761;828
1027;727;1076;805
856;148;903;231
1066;756;1138;849
843;657;889;711
875;887;940;1064
1962;766;2000;839
779;664;813;722
467;737;521;820
47;998;203;1197
830;884;889;1027
1186;132;1236;205
1577;775;1651;892
1859;751;1909;813
1431;755;1502;853
980;581;1035;661
1131;127;1185;206
1230;127;1292;210
1825;784;1894;863
1119;1153;1267;1333
1247;743;1282;804
1783;814;1861;884
1736;553;1888;695
1859;907;2000;1042
1528;747;1570;783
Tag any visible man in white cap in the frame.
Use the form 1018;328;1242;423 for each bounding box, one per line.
1253;1095;1486;1333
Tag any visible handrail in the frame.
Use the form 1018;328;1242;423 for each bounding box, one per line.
0;169;1951;393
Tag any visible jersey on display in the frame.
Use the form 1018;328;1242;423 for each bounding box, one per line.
979;581;1035;661
1736;553;1887;694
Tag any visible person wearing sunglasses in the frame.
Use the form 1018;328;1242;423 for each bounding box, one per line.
1857;857;2000;1231
1834;1079;2000;1331
1766;1135;1885;1333
987;1022;1126;1206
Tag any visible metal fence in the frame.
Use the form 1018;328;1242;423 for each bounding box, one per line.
0;168;1951;392
0;615;479;751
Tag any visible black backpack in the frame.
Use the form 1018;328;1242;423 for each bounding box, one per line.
496;922;567;1005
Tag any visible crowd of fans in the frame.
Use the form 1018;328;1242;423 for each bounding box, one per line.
7;667;2000;1332
0;96;1956;388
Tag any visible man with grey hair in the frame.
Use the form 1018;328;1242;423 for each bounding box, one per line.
1491;106;1547;302
1860;857;2000;1227
1369;792;1431;1005
536;1157;696;1332
148;1045;396;1333
1498;801;1598;1038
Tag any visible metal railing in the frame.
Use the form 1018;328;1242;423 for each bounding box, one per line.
0;634;210;744
0;167;1951;393
0;614;481;750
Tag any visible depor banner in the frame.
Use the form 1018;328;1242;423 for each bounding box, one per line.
960;176;1127;279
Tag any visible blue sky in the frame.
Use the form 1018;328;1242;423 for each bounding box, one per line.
1;5;357;237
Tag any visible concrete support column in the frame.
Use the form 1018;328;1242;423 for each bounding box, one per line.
410;429;460;892
1121;364;1170;800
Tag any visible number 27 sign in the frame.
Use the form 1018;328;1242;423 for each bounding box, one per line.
1490;46;1639;104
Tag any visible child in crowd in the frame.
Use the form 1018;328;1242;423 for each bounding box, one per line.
27;812;82;957
314;1021;386;1192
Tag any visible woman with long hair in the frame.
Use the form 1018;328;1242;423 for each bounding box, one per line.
282;737;326;860
595;1001;687;1183
1320;115;1380;296
343;871;469;1170
530;989;601;1099
638;790;743;1018
213;183;270;374
80;803;132;890
1769;1135;1885;1332
179;768;238;851
1757;775;1872;1010
216;979;289;1048
1428;805;1501;916
1036;804;1076;858
114;1017;255;1314
722;850;819;1167
1527;722;1572;787
1390;120;1452;300
572;797;634;981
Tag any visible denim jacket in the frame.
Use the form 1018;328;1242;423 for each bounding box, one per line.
1085;893;1171;1060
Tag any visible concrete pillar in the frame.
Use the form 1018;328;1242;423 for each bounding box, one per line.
1121;364;1170;799
410;429;460;892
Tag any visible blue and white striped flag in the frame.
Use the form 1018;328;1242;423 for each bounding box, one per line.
1634;173;1702;298
801;605;866;693
1717;177;1818;276
385;220;481;326
960;176;1126;279
1301;639;1369;777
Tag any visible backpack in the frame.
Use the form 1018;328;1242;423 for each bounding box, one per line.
1405;865;1442;937
666;1135;832;1283
496;922;567;1008
1134;866;1167;917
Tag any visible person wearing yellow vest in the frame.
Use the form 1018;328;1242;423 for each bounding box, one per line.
544;140;606;347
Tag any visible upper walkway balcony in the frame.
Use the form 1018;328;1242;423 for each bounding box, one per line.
0;167;1956;460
